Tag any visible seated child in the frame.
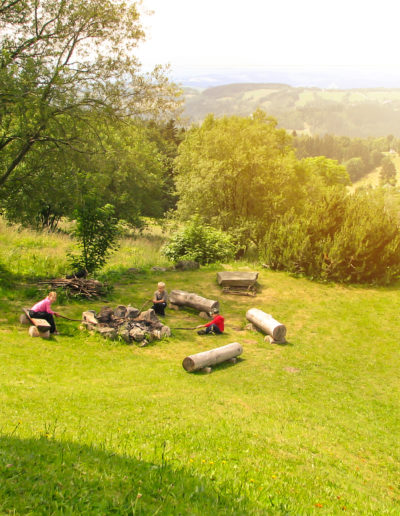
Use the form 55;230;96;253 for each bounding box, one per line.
152;281;168;316
197;313;224;335
29;291;60;334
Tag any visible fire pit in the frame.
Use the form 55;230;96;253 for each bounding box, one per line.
81;305;171;346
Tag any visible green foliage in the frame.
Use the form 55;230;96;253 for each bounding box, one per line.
0;0;180;189
300;156;350;186
262;188;400;284
380;156;397;186
174;111;303;247
162;217;236;265
69;197;119;274
345;156;366;182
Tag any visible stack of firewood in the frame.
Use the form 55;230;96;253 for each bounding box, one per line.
38;277;107;298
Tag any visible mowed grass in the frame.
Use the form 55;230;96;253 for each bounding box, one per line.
1;227;400;514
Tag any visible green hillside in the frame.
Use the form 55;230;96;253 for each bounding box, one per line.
183;84;400;137
1;226;400;514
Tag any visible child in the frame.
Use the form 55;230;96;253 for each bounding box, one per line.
197;312;224;335
29;291;60;334
151;282;168;316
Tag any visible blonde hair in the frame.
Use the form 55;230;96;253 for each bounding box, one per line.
48;291;57;299
157;282;165;288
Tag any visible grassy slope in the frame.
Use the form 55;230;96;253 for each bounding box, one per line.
1;229;400;514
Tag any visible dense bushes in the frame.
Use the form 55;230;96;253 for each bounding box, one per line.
261;189;400;284
162;218;236;265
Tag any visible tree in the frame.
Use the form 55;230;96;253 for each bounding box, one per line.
345;157;366;182
380;156;397;186
261;188;400;284
174;111;302;247
69;196;119;274
300;157;350;187
0;0;181;189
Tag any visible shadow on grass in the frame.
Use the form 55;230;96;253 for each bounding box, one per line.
0;434;264;515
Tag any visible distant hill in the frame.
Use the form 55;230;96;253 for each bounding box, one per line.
182;83;400;137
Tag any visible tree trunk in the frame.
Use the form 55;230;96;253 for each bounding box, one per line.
246;308;286;342
182;342;243;372
169;290;219;314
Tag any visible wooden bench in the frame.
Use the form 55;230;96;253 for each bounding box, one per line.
217;271;259;296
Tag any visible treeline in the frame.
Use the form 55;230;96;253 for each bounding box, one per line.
293;133;399;183
172;112;400;284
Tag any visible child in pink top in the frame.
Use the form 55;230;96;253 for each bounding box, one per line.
30;291;60;334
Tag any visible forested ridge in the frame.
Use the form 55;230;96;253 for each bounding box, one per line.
183;83;400;137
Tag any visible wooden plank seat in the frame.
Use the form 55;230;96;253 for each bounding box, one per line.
23;308;51;332
217;272;259;296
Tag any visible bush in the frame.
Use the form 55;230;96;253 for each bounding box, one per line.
162;217;237;265
261;188;400;284
69;197;119;274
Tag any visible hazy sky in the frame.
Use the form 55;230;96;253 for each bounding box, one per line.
137;0;400;71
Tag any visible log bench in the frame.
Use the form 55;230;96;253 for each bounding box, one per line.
169;290;219;316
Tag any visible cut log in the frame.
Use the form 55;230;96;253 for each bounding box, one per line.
217;271;258;287
20;313;30;325
82;311;98;325
169;290;219;315
265;334;286;344
28;326;50;339
182;342;243;372
246;308;286;342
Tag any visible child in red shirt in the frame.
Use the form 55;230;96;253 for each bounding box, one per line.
197;313;224;335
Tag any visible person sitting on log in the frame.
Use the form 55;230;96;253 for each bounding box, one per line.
197;313;224;335
152;281;168;316
29;291;60;335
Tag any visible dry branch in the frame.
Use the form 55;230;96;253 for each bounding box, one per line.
38;277;107;298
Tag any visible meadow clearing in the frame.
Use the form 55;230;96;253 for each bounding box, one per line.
0;221;399;515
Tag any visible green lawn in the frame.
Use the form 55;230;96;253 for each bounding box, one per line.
1;230;400;514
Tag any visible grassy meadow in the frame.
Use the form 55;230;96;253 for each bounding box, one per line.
1;222;400;515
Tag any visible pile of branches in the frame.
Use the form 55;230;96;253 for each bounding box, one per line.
38;277;108;298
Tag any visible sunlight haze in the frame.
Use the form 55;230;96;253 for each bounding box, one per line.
138;0;400;72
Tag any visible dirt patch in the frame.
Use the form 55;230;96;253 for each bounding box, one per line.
284;367;300;374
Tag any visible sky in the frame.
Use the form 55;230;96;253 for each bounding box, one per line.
137;0;400;86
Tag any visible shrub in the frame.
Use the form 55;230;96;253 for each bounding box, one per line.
162;217;237;265
69;197;119;274
261;189;400;284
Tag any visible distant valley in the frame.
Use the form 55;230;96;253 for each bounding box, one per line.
182;83;400;137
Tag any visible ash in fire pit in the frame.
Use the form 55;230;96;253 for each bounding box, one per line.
81;305;171;346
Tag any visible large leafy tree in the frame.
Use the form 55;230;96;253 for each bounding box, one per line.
174;111;309;246
0;0;180;188
0;116;173;229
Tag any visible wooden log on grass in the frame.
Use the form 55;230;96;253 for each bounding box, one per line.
169;290;219;315
182;342;243;372
246;308;286;342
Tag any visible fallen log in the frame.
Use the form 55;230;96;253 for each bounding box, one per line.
169;290;219;315
246;308;286;342
182;342;243;372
